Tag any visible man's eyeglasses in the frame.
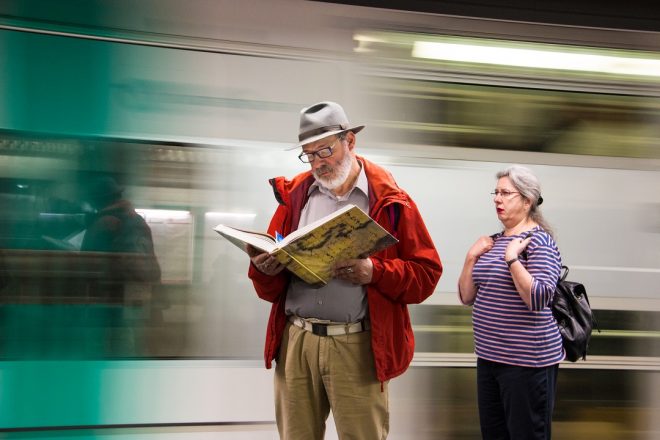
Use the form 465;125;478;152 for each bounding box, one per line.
491;189;520;198
298;139;338;163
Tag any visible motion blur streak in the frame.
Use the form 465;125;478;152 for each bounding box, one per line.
0;0;659;439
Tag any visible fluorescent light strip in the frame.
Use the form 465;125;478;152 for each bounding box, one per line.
412;41;660;77
136;209;191;220
205;212;257;220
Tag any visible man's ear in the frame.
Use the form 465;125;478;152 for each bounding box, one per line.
346;131;356;150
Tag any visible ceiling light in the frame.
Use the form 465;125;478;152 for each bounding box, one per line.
412;41;660;77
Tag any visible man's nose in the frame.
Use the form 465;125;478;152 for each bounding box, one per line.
311;156;329;168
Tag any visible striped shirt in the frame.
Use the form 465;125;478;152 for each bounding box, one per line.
471;227;565;367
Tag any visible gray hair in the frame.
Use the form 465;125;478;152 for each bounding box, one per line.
496;165;554;238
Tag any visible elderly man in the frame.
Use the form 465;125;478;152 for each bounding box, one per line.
247;101;442;439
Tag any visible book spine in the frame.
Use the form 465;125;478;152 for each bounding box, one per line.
272;250;326;286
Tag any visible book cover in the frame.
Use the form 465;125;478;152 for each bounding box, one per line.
214;204;398;286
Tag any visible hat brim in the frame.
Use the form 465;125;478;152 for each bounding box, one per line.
285;125;365;151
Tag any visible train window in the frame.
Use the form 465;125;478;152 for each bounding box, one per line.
356;32;660;160
0;133;277;361
356;32;660;86
364;78;660;158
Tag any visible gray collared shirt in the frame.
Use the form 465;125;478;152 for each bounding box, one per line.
284;164;369;323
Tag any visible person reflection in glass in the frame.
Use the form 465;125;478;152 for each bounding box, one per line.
81;176;160;284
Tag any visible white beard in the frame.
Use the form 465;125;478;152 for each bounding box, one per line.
313;147;353;191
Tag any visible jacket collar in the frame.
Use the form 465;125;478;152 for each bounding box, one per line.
269;155;410;221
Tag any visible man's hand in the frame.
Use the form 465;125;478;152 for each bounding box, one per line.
247;244;285;276
334;258;373;285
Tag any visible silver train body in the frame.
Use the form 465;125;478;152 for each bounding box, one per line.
0;1;659;438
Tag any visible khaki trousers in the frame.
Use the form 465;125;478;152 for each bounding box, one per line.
274;322;389;440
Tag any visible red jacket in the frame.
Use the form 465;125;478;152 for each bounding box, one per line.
248;156;442;382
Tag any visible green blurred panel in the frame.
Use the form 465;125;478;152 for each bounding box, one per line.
0;360;104;429
0;359;277;431
0;305;140;431
0;0;106;28
0;305;136;359
0;30;110;136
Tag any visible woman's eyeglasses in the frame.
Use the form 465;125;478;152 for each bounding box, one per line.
491;189;520;198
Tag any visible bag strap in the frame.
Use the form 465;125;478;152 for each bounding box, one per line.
559;265;600;332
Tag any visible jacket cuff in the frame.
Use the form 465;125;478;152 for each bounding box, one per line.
248;261;267;282
370;257;384;284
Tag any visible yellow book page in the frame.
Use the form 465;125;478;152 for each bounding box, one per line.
276;205;397;285
271;249;325;286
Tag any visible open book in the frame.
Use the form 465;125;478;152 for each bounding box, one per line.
214;204;398;286
42;229;86;251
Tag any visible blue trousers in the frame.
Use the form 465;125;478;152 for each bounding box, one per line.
477;358;558;440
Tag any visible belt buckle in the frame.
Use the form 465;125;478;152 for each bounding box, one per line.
311;322;328;337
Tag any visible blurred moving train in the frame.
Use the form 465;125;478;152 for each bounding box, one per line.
0;1;659;439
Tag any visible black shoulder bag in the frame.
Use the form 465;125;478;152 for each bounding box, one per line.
551;265;598;361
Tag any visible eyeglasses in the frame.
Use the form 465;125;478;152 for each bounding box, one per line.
298;139;338;163
491;189;520;198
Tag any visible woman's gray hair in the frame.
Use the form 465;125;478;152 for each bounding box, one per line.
496;165;554;238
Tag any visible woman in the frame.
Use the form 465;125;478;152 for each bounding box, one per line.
458;165;563;440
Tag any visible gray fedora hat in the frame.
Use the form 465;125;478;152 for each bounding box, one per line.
290;101;364;149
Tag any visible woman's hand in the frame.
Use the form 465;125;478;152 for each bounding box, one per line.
467;236;495;261
504;235;533;261
504;235;535;309
458;236;494;305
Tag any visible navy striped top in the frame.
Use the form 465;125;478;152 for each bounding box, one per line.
471;227;565;367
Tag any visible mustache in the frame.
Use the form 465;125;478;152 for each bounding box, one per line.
315;165;333;175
